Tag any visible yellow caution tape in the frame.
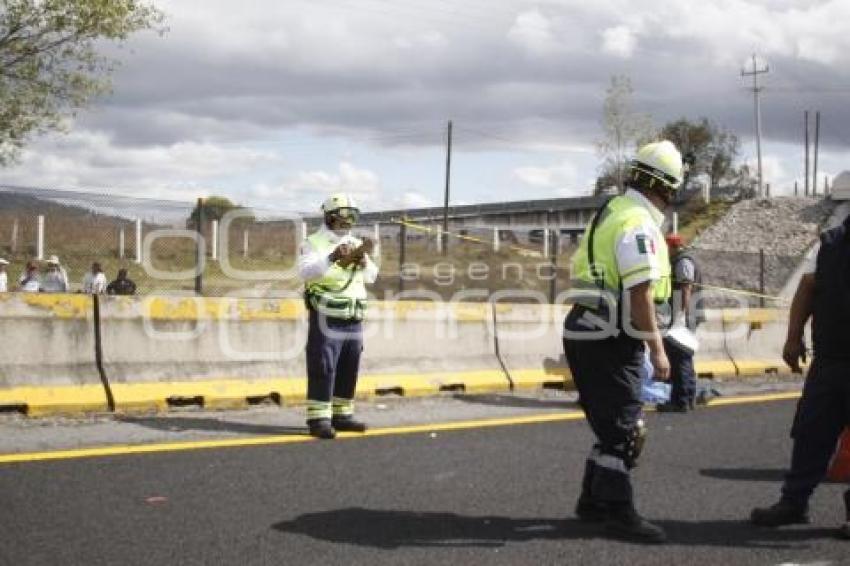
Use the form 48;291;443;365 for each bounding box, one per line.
393;217;543;256
392;218;791;304
695;283;788;304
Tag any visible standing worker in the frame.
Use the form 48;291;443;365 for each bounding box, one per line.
565;140;684;544
751;216;850;538
656;233;701;413
298;193;378;440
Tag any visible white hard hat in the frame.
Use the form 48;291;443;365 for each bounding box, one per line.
630;140;684;190
47;255;61;265
321;193;359;214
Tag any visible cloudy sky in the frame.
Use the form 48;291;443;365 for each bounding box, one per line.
3;0;850;213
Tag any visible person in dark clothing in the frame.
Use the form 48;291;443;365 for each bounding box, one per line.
106;268;137;296
750;214;850;538
565;140;686;544
656;233;700;412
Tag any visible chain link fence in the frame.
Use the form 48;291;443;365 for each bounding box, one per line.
689;247;804;308
0;185;809;304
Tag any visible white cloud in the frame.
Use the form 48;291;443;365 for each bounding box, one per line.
2;129;282;202
397;191;434;209
601;26;637;58
513;160;578;189
507;9;556;54
258;161;382;211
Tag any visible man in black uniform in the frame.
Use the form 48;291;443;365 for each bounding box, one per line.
106;268;137;295
751;214;850;538
657;233;701;413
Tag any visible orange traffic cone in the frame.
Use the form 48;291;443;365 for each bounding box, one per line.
827;428;850;482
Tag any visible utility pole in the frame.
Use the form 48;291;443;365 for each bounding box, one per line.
741;54;769;197
442;120;452;257
813;110;820;196
804;110;810;197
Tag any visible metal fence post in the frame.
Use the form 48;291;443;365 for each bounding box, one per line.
211;219;219;261
118;227;125;259
549;229;557;304
759;248;765;308
195;198;204;295
398;221;407;293
36;215;44;260
10;218;18;254
135;219;142;264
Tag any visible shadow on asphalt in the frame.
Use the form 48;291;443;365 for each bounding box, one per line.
272;507;839;549
700;468;786;482
700;467;846;485
451;394;578;410
117;415;308;436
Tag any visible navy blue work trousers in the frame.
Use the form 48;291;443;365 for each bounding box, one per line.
305;309;363;404
663;337;696;408
563;307;645;504
782;357;850;504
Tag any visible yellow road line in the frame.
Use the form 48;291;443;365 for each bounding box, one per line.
699;390;801;406
0;390;801;465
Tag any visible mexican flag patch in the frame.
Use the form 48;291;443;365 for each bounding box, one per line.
636;235;656;255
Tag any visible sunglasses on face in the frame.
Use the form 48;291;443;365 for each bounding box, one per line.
333;208;360;223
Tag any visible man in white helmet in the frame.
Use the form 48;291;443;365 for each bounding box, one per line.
298;193;378;439
564;140;684;543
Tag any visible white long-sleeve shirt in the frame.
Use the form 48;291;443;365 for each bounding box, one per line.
82;271;108;294
298;225;379;284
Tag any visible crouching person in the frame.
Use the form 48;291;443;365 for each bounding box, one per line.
298;193;378;439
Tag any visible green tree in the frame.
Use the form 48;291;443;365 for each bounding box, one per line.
187;196;254;229
0;0;165;165
597;75;653;193
658;117;742;190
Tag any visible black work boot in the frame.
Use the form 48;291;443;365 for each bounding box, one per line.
575;459;608;522
576;496;609;522
307;418;337;440
331;415;367;433
604;504;667;544
750;499;810;527
656;402;687;413
840;490;850;540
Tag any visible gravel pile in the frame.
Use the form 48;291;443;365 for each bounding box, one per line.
688;197;836;305
693;197;834;255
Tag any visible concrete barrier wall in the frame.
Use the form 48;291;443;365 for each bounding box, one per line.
0;293;107;415
492;303;572;390
0;293;798;416
99;296;309;411
359;300;509;395
719;308;791;376
693;312;738;377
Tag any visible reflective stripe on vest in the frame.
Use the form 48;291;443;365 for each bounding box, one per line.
570;195;671;306
305;231;368;320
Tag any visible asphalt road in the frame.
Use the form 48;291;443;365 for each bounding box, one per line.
1;393;848;566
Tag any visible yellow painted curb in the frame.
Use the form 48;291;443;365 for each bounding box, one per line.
508;368;573;390
694;359;738;377
109;378;305;412
0;358;798;418
734;359;785;376
0;384;108;416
